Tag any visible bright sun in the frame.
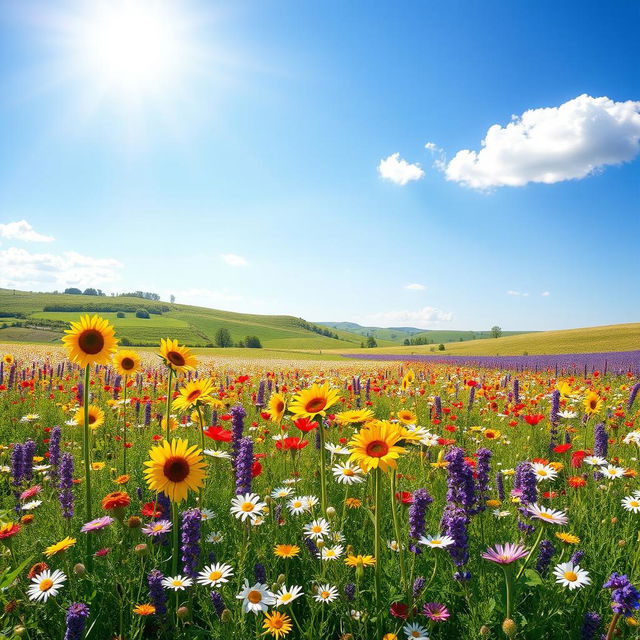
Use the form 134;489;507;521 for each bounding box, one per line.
68;0;190;102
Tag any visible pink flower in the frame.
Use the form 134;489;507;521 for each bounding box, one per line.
20;485;42;500
481;543;529;565
422;602;450;621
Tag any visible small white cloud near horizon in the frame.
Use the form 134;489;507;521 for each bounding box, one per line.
404;283;426;291
507;290;529;297
220;253;248;267
0;247;122;290
0;220;54;242
541;291;550;297
378;153;425;185
367;306;453;329
444;94;640;189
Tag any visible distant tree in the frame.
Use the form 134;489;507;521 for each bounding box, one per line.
438;343;445;351
360;341;364;348
116;312;125;318
135;309;150;319
170;294;175;304
366;336;377;348
120;337;132;346
245;335;262;349
215;327;233;348
491;325;503;339
236;340;245;348
83;288;98;296
403;338;410;346
64;288;82;295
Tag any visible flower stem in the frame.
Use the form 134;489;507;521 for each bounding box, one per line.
82;364;93;570
516;525;544;580
374;467;382;603
122;378;128;475
171;501;179;576
197;405;205;452
605;613;621;640
165;368;174;441
503;565;514;620
318;417;327;513
389;470;407;592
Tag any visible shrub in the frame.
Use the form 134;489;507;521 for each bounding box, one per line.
135;309;150;319
116;312;125;318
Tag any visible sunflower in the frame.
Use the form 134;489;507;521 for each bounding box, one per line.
288;383;341;419
396;409;417;425
348;421;406;473
44;536;76;557
583;391;603;416
335;409;374;426
262;611;293;640
113;350;141;377
144;438;206;503
74;405;105;430
62;315;117;367
159;338;197;373
173;378;216;412
268;393;287;423
3;354;14;366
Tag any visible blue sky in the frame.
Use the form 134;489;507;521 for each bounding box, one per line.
0;0;638;330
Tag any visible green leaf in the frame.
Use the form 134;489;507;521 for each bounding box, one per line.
0;555;33;590
523;568;543;587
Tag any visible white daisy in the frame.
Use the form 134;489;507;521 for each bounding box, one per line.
324;443;350;456
230;493;267;522
387;540;401;552
531;463;558;482
282;477;301;485
553;561;591;590
623;431;640;445
527;503;568;525
21;500;42;510
583;455;607;466
203;449;232;459
162;575;193;591
403;622;430;639
313;583;338;603
275;584;304;607
418;534;455;549
303;518;330;540
200;508;216;521
622;496;640;513
492;509;512;518
602;465;625;479
236;580;276;614
332;461;365;485
287;497;306;515
302;495;319;511
33;465;51;472
558;410;578;419
271;487;293;499
27;569;66;602
196;563;234;587
321;545;344;561
207;531;224;544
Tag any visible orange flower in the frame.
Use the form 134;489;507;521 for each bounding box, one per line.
28;561;49;579
102;491;131;510
567;476;586;488
114;474;130;485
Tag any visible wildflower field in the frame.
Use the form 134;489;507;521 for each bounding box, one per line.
2;316;640;640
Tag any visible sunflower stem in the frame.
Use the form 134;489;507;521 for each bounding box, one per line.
122;377;128;476
197;405;205;453
171;501;179;576
389;469;407;593
165;367;174;442
373;467;382;603
318;417;327;514
82;364;93;570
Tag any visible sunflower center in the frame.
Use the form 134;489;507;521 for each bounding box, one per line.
167;351;186;367
78;329;105;355
365;440;389;458
88;412;97;424
590;400;596;410
305;397;326;413
39;578;54;592
209;571;222;581
163;456;190;482
248;590;263;604
187;389;202;402
276;401;284;413
564;571;578;582
121;357;135;371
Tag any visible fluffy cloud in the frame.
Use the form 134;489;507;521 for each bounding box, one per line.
541;291;550;297
507;290;529;297
0;247;122;290
404;283;426;290
445;95;640;189
367;306;453;329
220;253;248;267
0;220;54;242
378;153;425;185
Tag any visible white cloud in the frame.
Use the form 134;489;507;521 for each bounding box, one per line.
541;291;550;296
0;247;122;290
220;253;248;267
445;95;640;189
404;283;426;290
378;153;425;185
367;306;453;329
0;220;54;242
169;288;242;308
507;290;529;297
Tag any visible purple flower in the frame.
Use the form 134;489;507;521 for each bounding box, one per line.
22;439;36;482
147;569;167;616
344;583;356;601
235;437;254;495
481;543;529;565
59;452;75;519
180;508;201;579
48;427;62;484
144;401;152;426
254;562;266;583
434;395;442;419
571;550;585;565
440;505;469;567
580;611;601;640
408;488;433;552
514;462;537;505
412;576;426;599
81;516;114;533
603;572;640;615
628;383;640;411
594;422;608;458
467;386;476;411
422;602;450;622
211;591;225;617
535;540;555;576
64;603;90;640
230;404;246;463
471;448;492;514
444;447;475;512
11;443;24;486
513;378;520;404
142;520;172;537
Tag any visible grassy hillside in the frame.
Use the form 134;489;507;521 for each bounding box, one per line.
343;323;640;356
318;321;534;344
0;288;395;349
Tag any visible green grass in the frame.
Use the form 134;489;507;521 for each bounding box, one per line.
344;322;640;356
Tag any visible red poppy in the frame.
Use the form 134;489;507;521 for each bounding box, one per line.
204;426;233;442
141;501;163;518
524;414;545;426
252;461;263;477
394;491;413;505
276;437;308;451
390;602;410;619
553;443;572;453
293;417;318;432
260;411;271;420
220;414;232;421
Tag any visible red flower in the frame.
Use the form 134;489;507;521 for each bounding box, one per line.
141;501;163;518
293;417;318;433
524;414;545;426
260;411;271;420
203;426;233;442
220;414;232;421
390;602;413;619
276;437;308;451
553;444;572;453
394;491;413;505
252;461;263;477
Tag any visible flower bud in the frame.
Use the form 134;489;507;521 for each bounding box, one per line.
619;539;626;547
177;606;189;619
127;516;141;529
221;609;232;623
134;543;148;555
326;506;336;518
73;563;86;576
479;626;490;636
13;626;26;637
277;574;286;585
502;618;517;637
316;539;325;549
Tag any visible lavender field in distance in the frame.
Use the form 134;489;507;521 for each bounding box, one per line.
344;350;640;375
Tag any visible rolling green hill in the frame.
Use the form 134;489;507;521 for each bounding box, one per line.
317;321;533;344
0;288;395;349
345;323;640;356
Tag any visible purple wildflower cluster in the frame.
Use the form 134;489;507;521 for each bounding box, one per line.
603;573;640;615
64;603;90;640
147;569;167;616
235;437;254;494
59;452;75;519
180;508;202;579
408;488;433;552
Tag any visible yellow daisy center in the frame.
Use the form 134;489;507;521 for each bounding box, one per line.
241;502;255;512
248;590;263;604
564;571;578;582
209;571;223;581
39;578;54;592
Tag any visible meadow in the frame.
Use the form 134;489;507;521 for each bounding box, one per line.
1;316;640;640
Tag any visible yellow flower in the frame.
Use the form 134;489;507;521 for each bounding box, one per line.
548;461;564;472
348;420;406;473
273;544;300;559
262;611;293;639
3;354;14;366
113;350;141;377
268;392;287;423
91;462;106;471
334;409;375;426
555;532;580;545
345;497;362;509
289;383;341;419
159;338;197;373
173;378;216;412
133;604;156;616
483;429;501;440
62;315;117;367
74;405;105;430
161;416;178;433
396;409;416;425
584;391;603;416
345;554;376;568
114;474;130;485
486;499;501;508
44;536;76;557
143;438;206;503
